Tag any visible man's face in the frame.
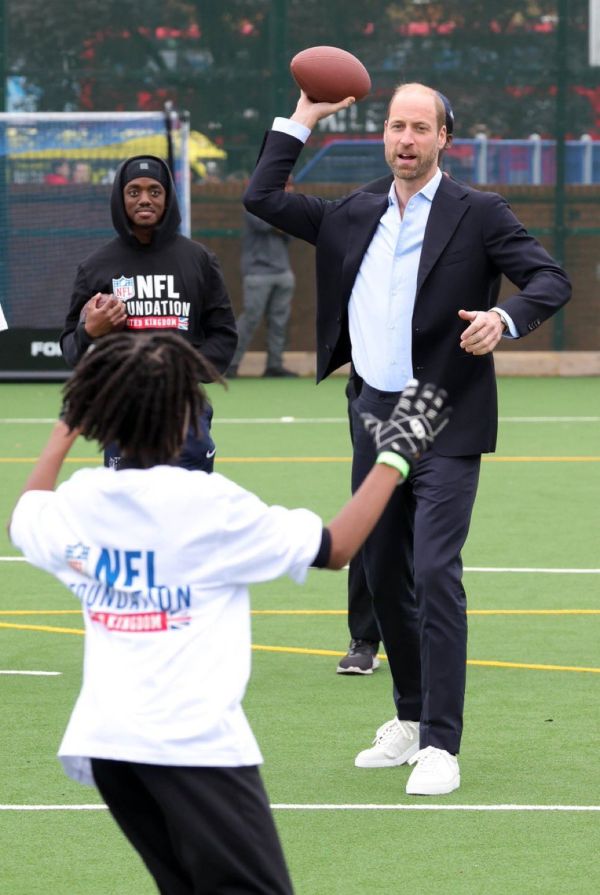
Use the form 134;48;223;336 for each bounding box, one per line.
383;88;446;185
123;177;166;234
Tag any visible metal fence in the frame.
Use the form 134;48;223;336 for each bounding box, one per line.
1;0;599;366
295;136;600;185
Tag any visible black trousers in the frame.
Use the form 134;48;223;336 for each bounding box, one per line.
91;760;294;895
351;382;481;754
347;554;380;643
345;374;381;645
104;404;216;472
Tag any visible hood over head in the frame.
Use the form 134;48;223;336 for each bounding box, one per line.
111;154;182;247
436;91;454;136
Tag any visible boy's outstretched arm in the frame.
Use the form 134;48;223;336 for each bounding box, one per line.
7;420;79;533
325;381;451;569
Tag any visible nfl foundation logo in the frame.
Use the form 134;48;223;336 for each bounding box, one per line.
112;276;135;301
65;542;91;573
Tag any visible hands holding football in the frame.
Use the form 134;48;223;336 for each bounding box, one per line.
290;46;371;103
80;293;128;338
290;46;371;127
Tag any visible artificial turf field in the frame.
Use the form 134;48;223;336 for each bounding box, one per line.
1;375;598;895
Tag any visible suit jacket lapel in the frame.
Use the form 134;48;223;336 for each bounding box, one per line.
417;179;469;295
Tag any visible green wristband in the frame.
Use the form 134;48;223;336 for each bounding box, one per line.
376;451;411;481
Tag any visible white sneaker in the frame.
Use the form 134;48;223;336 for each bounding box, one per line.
354;718;420;768
405;746;460;795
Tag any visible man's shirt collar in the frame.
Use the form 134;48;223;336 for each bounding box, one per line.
387;167;443;207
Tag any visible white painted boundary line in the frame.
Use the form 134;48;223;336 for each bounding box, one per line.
1;416;599;425
498;417;600;423
464;567;600;574
272;803;600;812
1;803;598;812
1;555;598;574
0;805;108;811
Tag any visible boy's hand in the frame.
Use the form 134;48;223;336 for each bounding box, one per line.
361;380;451;473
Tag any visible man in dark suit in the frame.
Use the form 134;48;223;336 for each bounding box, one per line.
243;83;571;795
338;91;457;677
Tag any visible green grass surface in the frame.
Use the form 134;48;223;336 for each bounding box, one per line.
1;377;599;894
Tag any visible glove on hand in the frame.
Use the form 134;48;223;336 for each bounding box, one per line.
361;379;452;476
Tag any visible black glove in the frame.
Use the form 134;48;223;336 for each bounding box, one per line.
361;379;451;478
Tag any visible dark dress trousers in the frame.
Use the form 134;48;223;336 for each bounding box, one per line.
244;130;571;752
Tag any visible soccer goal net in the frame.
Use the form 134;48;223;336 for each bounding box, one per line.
0;107;190;378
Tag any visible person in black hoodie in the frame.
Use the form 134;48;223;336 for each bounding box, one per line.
60;155;237;471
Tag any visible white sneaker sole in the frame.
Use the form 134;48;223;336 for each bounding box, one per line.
405;772;460;795
336;657;380;675
354;740;419;768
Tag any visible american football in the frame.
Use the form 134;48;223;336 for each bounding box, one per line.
79;293;112;322
290;46;371;104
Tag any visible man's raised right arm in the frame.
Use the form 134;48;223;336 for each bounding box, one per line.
242;92;355;244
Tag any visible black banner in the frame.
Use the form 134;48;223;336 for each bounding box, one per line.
0;328;70;380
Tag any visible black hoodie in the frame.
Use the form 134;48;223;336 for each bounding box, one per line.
60;155;237;376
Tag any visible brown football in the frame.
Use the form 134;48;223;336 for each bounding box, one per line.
290;46;371;104
79;293;111;322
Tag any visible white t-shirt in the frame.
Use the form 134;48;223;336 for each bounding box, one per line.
10;465;323;786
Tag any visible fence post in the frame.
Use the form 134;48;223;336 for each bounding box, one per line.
529;134;542;184
475;132;487;184
581;133;593;184
269;0;288;122
552;0;568;351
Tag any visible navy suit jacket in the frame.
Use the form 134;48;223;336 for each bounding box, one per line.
243;130;571;454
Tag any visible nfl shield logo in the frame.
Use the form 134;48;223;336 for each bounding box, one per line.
65;542;90;573
112;275;135;301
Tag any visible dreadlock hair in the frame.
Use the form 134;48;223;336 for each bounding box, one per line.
61;332;222;468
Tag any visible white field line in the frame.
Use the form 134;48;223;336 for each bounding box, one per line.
2;556;599;577
1;556;599;574
272;803;600;812
463;567;600;574
0;803;598;812
0;805;108;811
1;416;599;425
499;417;600;423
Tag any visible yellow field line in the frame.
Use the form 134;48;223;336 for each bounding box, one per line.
0;622;83;635
467;659;600;673
0;610;82;616
253;608;600;616
1;623;598;674
252;645;600;674
0;457;100;464
1;608;598;618
1;456;599;465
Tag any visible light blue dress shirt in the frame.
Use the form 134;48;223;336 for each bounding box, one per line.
349;173;442;391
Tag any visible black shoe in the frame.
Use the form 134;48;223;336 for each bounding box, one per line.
262;367;299;378
336;639;380;675
225;366;238;379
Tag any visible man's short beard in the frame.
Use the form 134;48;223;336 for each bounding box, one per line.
386;146;439;182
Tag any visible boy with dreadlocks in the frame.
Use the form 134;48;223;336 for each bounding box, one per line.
9;332;450;895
